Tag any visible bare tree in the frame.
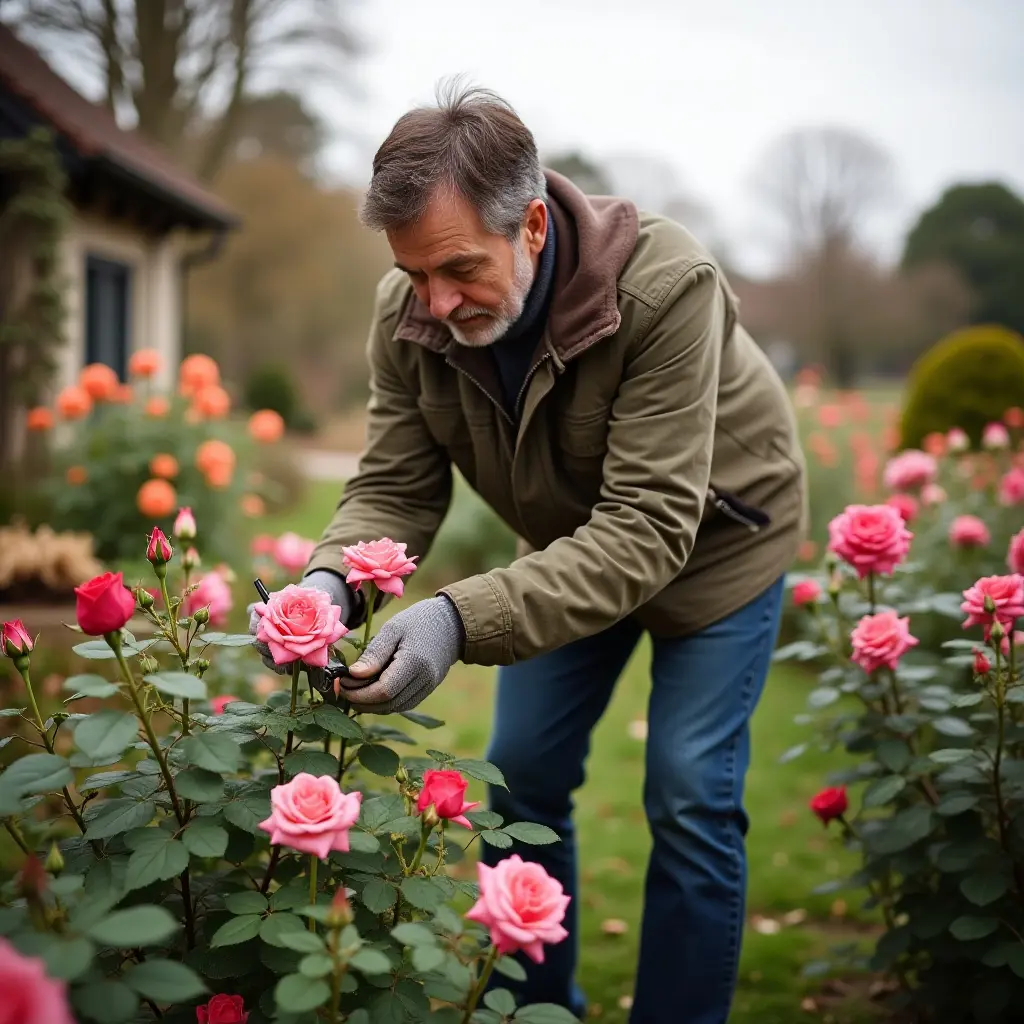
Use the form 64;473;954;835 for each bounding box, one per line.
3;0;359;180
753;126;895;260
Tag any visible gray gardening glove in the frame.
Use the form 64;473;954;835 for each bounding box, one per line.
247;569;362;675
341;596;465;714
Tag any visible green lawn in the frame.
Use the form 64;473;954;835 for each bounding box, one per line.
261;482;884;1022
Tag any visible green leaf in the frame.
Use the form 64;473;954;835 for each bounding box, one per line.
392;922;437;946
401;876;447;911
870;806;934;854
350;947;392;974
485;989;517;1016
40;935;94;981
930;748;974;764
876;739;911;773
0;752;73;812
72;979;139;1024
144;671;208;700
279;929;327;953
1006;945;1024;980
199;632;255;647
174;767;225;802
275;973;330;1013
481;830;514;849
211;914;263;947
358;744;400;776
465;810;504;830
381;814;423;838
454;758;506;788
950;915;1000;940
932;716;974;737
863;775;907;808
79;769;137;792
300;952;335;978
223;791;272;834
777;743;807;765
937;793;978;817
63;674;121;699
515;1005;581;1023
260;912;307;947
961;872;1010;907
87;905;179;946
426;748;455;763
361;878;398;913
953;692;984;708
360;794;406;831
181;732;243;773
284;750;340;778
311;704;364;740
182;819;229;858
0;707;23;718
225;890;269;915
125;837;189;892
502;822;560;845
409;944;445;973
73;640;119;659
808;686;840;709
347;830;381;854
125;958;207;1002
84;798;156;840
495;956;527;982
271;880;311;912
400;710;445;729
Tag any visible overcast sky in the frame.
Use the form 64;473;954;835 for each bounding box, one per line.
317;0;1024;275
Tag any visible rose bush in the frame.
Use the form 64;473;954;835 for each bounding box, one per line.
0;515;573;1024
781;420;1024;1022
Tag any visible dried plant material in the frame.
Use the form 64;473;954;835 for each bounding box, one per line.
617;996;633;1010
750;914;782;934
600;918;628;935
782;908;808;926
801;996;818;1013
627;718;648;740
0;521;103;598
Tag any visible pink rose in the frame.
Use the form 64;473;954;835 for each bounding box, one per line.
920;483;946;506
251;533;276;556
949;515;990;548
791;580;821;607
173;506;197;541
827;504;912;579
850;610;918;673
1000;631;1024;657
1008;530;1024;575
465;855;571;964
259;773;362;859
0;937;75;1024
416;769;480;828
882;449;936;492
146;526;173;566
999;468;1024;506
961;574;1024;639
253;583;346;667
273;532;317;574
947;427;969;453
210;695;240;715
2;619;33;657
342;537;418;597
984;423;1010;450
183;570;233;627
885;493;918;523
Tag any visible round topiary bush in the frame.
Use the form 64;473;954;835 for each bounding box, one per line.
900;324;1024;449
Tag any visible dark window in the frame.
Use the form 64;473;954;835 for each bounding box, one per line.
85;255;132;379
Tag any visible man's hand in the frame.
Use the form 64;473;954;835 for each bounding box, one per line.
248;570;357;674
341;597;465;714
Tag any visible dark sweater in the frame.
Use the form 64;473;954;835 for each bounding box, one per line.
490;210;557;418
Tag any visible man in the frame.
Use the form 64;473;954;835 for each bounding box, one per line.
252;82;806;1023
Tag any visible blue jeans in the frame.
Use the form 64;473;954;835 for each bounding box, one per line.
483;577;785;1024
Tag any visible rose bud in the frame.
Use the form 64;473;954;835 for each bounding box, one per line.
192;607;210;625
182;547;201;571
146;527;173;571
173;506;197;541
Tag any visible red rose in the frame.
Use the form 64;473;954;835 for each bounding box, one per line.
974;648;992;675
791;580;821;607
146;526;173;566
416;769;480;829
74;572;136;636
809;786;848;825
196;993;248;1024
2;619;33;657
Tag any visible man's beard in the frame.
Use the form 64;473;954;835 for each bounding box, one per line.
445;241;535;347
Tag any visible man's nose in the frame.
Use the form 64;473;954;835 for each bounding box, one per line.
428;280;462;321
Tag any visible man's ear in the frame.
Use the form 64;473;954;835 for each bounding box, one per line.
523;198;548;257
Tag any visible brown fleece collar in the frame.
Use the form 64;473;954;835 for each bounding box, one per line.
393;169;639;360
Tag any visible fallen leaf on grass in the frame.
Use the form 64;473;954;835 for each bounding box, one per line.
782;908;808;926
617;996;633;1010
830;899;847;919
601;918;628;935
801;997;818;1013
627;719;648;740
750;915;781;935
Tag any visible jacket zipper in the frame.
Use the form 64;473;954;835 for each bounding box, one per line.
708;488;764;533
514;352;551;417
444;356;515;427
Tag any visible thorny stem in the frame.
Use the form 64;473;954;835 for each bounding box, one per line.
260;846;283;894
328;924;347;1023
284;661;302;764
159;575;191;735
867;571;877;614
309;855;319;932
990;642;1024;900
336;738;348;784
461;945;499;1023
407;822;433;875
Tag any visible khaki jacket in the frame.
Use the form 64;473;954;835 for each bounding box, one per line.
307;171;807;665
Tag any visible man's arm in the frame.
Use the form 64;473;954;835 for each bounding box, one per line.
305;277;454;610
439;261;726;665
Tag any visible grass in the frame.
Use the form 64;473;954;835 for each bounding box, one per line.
261;482;884;1023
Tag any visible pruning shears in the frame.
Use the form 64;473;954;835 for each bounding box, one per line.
253;578;359;707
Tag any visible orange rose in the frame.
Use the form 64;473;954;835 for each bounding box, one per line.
144;395;170;418
204;464;234;489
195;439;235;475
241;494;265;517
248;409;285;443
149;454;179;479
178;354;220;398
79;363;119;401
191;384;231;419
66;465;87;486
129;349;162;378
56;385;92;420
25;407;54;431
137;478;177;518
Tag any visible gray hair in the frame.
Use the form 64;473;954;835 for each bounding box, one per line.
360;78;547;241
